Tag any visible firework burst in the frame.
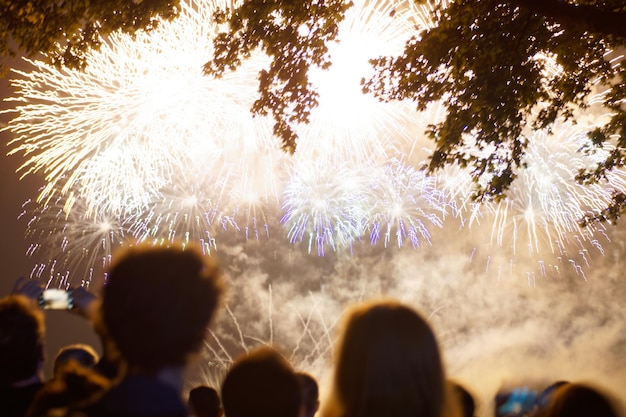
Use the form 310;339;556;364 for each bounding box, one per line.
489;122;621;258
441;120;623;281
366;160;447;248
3;0;275;218
281;161;371;255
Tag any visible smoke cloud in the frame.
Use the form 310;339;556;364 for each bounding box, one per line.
188;215;626;417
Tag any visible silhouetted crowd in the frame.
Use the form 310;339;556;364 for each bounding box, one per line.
1;243;623;417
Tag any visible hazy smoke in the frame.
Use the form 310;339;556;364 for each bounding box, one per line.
189;216;626;417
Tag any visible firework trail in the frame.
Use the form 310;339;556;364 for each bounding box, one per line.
20;192;128;288
128;173;221;254
195;280;343;390
281;158;451;253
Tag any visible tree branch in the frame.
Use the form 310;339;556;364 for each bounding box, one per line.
510;0;626;38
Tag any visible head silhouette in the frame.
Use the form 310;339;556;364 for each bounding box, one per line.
0;295;45;385
221;347;302;417
537;383;620;417
53;344;99;378
324;300;447;417
188;385;222;417
101;243;223;372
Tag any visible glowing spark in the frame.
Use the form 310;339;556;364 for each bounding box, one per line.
21;192;128;288
444;119;624;280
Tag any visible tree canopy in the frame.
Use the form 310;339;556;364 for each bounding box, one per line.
205;0;353;154
209;0;626;223
0;0;180;74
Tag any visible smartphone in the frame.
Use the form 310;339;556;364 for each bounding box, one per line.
495;387;538;417
39;289;74;310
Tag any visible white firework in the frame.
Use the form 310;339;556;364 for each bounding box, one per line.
3;0;276;217
366;159;447;248
486;121;621;259
293;0;422;167
281;161;372;255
